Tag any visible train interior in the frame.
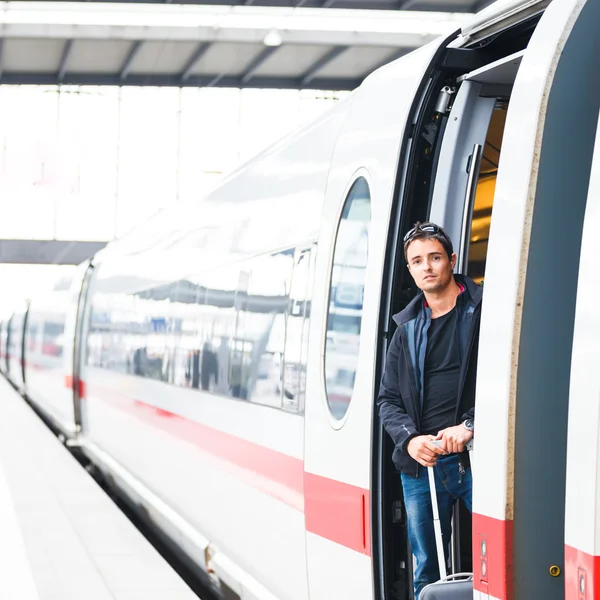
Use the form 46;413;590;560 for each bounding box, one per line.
376;20;534;600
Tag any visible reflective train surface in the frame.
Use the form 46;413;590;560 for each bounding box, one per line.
2;0;600;598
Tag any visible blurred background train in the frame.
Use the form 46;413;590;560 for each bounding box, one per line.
2;0;600;599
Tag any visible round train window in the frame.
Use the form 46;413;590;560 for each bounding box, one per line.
325;177;371;421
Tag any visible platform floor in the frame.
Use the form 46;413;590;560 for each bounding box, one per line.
0;376;198;600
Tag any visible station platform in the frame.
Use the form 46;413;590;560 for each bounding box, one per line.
0;376;198;600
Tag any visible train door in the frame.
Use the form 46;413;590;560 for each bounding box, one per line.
564;106;600;600
7;303;28;392
424;1;600;599
71;261;95;433
377;0;600;598
302;33;459;600
469;1;600;598
375;6;544;599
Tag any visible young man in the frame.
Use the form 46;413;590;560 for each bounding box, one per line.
377;222;482;599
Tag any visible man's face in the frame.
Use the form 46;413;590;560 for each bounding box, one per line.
406;238;456;293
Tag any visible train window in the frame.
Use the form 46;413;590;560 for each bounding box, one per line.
26;323;38;353
87;267;174;380
169;277;204;389
42;322;65;357
226;268;252;400
87;247;310;416
197;267;238;396
134;286;171;381
325;177;371;421
228;252;294;407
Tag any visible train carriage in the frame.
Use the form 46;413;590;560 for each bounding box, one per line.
4;0;600;598
22;270;87;437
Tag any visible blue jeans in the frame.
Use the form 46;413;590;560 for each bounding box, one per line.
400;454;472;600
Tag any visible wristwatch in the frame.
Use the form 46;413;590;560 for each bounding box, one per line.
463;419;474;432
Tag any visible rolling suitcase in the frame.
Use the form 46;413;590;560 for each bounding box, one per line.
420;442;473;600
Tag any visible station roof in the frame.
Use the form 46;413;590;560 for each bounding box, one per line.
51;0;492;12
0;1;476;90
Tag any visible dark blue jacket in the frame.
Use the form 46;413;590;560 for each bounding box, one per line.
377;274;482;477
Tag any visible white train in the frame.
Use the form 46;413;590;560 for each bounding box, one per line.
2;0;600;598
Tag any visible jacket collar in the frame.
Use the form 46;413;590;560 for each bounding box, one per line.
392;273;482;326
423;282;464;308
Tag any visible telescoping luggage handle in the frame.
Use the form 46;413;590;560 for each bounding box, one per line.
428;440;473;581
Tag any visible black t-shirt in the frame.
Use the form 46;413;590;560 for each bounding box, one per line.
420;307;461;436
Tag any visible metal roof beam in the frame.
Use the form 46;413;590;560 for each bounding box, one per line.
473;0;495;11
120;40;143;82
0;72;361;91
58;39;74;83
396;0;421;8
207;73;226;87
180;42;212;83
240;46;278;84
322;0;336;7
0;40;4;82
301;46;347;85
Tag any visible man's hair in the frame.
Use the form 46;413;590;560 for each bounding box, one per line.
403;221;454;261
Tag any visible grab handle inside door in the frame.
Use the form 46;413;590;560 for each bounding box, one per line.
459;143;483;274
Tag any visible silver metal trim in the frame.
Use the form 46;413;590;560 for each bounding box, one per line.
82;440;280;600
459;143;482;273
83;441;210;554
434;85;455;114
458;49;525;85
461;0;550;42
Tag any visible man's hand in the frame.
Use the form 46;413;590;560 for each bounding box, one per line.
407;435;446;467
435;424;473;454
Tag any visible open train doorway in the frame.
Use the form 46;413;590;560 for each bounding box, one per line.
466;105;506;284
374;40;520;600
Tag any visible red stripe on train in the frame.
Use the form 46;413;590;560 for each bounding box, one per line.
472;513;514;600
86;382;305;504
84;381;371;554
305;473;371;555
64;374;86;399
565;544;600;600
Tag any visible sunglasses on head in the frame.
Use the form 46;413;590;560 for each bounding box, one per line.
403;223;441;244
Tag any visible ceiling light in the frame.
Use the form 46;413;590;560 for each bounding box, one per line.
263;29;283;47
